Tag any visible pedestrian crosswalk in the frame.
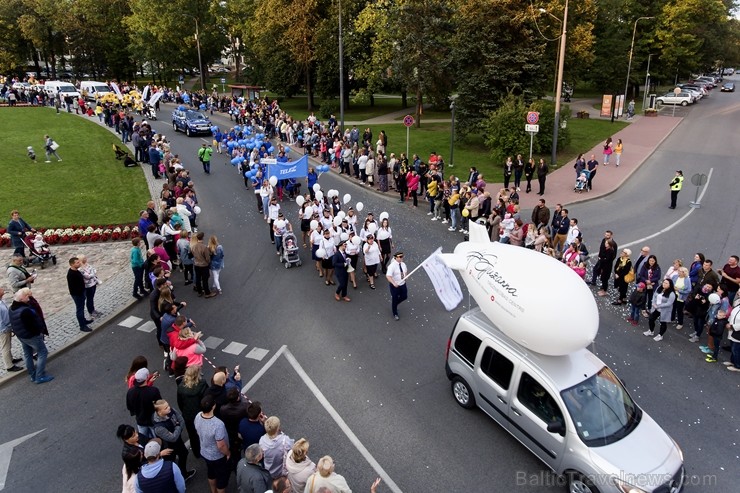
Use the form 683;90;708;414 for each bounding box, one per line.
118;316;271;361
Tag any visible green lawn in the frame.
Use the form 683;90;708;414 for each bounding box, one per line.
269;95;418;122
0;108;150;228
363;118;629;182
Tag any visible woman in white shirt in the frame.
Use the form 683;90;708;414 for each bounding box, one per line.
267;197;281;244
299;200;313;248
345;208;357;230
345;232;360;289
319;229;337;285
363;235;381;289
376;218;393;272
310;224;324;276
260;180;273;220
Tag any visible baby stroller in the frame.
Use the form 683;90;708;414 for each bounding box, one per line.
280;232;302;268
574;170;590;193
23;235;57;268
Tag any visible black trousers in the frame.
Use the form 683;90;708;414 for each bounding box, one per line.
389;284;408;316
538;175;546;194
194;265;211;295
670;190;680;208
335;272;348;297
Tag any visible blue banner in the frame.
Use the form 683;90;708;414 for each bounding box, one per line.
267;155;309;180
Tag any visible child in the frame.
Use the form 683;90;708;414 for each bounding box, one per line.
32;233;50;255
627;282;647;326
27;146;36;162
571;261;587;280
706;310;729;363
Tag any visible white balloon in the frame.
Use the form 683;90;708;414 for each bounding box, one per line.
269;176;278;187
333;217;342;227
313;183;321;193
316;248;327;258
194;206;202;215
368;223;377;234
327;189;336;198
274;219;286;229
356;202;364;212
351;236;361;246
343;193;351;204
310;220;319;230
315;190;324;201
440;228;599;356
340;232;349;241
296;196;305;206
336;211;346;220
379;211;389;221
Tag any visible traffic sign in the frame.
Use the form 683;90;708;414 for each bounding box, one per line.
526;112;540;124
673;87;681;95
403;115;415;127
525;124;539;133
220;78;226;84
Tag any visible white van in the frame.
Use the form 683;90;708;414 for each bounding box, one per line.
79;81;111;102
445;308;685;493
44;81;81;99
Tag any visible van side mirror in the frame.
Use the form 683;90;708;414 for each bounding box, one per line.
547;420;565;437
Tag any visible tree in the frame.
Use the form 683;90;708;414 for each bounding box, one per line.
451;0;549;138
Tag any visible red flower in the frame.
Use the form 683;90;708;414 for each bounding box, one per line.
91;233;100;241
79;236;89;243
60;236;70;244
111;232;120;240
101;233;110;241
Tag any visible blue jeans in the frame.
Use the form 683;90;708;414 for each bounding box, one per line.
629;304;640;322
85;285;97;314
132;266;145;295
18;335;48;381
71;293;87;328
451;209;460;230
732;341;740;368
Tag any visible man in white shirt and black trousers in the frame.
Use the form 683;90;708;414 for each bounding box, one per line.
386;252;408;321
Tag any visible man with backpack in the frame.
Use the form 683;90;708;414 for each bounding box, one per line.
198;143;213;175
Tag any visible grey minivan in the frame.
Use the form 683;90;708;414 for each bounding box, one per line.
445;308;685;493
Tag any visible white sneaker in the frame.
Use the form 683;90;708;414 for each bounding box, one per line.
723;361;733;366
643;330;654;337
653;334;663;342
516;187;521;192
441;220;448;224
427;212;433;215
676;324;683;330
448;227;455;231
689;334;699;342
431;217;438;221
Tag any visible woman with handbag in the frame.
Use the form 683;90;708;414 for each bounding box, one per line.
612;249;634;305
644;279;676;342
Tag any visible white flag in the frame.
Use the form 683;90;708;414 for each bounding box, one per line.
422;247;463;311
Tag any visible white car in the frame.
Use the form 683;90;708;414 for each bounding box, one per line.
656;92;694;106
11;82;30;91
676;86;703;101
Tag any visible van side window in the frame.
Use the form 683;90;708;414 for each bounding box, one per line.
517;373;564;426
480;347;514;390
453;331;482;366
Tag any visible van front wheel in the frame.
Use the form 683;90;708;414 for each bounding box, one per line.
568;473;600;493
451;377;475;409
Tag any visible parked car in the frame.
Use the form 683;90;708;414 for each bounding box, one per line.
446;308;686;493
656;92;694;106
721;82;735;92
723;67;735;76
675;85;703;100
678;83;708;97
695;76;716;88
172;109;212;136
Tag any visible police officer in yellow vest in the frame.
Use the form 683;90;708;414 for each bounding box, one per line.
669;170;684;209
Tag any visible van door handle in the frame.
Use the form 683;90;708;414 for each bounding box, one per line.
497;396;507;405
511;407;521;416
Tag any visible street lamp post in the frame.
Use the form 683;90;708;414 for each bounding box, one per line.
449;98;456;169
550;0;568;169
194;17;205;91
623;17;654;105
338;0;345;134
538;9;563;98
643;54;654;111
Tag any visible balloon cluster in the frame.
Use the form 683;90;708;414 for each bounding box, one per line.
316;164;330;173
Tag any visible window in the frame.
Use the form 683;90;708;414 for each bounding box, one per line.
453;331;482;366
517;373;564;426
480;347;514;390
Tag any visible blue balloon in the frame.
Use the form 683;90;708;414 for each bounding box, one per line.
227;141;236;148
199;104;206;110
246;143;255;150
268;147;275;154
234;125;241;131
245;129;252;135
244;171;250;178
182;95;190;102
322;165;330;172
231;158;240;166
237;97;243;103
238;156;246;163
178;105;186;111
284;147;290;154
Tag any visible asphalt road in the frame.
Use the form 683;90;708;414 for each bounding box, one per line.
1;90;739;493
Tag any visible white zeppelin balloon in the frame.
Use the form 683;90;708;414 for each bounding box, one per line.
440;221;599;356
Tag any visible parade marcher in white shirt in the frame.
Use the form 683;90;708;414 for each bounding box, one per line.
386;252;408;321
363;236;381;289
319;229;337;285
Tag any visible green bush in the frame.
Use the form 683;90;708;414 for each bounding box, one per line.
319;99;339;119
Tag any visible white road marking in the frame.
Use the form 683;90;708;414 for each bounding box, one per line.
137;321;156;333
203;336;224;349
0;429;44;490
245;347;269;361
222;342;247;355
593;168;714;254
119;316;143;328
241;346;403;491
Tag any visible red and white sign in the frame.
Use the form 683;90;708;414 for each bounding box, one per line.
526;111;539;124
403;115;415;127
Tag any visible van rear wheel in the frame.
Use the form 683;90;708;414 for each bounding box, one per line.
451;377;475;409
568;473;600;493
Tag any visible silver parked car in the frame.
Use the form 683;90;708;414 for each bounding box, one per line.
656;92;694;106
446;308;685;493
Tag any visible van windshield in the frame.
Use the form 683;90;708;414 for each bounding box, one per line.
92;85;109;93
59;85;77;93
560;366;641;447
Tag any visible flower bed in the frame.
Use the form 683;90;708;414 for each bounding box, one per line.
0;224;140;247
